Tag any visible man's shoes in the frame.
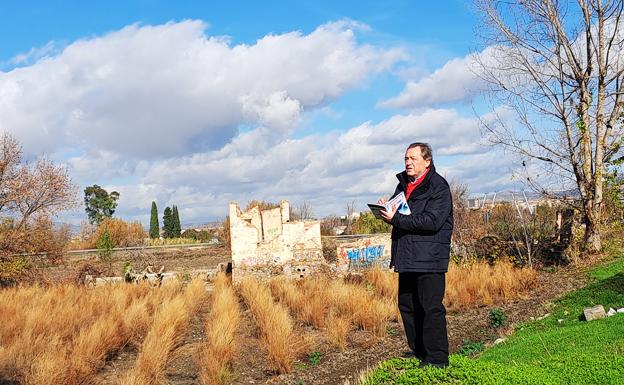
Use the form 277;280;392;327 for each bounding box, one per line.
418;361;449;369
400;350;426;360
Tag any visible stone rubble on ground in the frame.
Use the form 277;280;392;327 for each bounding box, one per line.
582;305;624;320
583;305;606;321
494;338;506;345
536;313;550;321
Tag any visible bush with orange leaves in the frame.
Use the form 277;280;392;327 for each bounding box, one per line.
0;134;77;283
87;218;147;249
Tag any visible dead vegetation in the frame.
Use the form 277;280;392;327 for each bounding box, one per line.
198;273;241;385
0;282;161;385
119;278;205;385
446;261;538;311
0;261;538;384
238;276;297;374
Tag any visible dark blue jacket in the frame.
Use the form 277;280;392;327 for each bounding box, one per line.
389;164;454;272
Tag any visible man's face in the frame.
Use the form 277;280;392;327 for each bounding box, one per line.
404;147;431;178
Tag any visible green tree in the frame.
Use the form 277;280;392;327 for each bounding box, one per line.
172;205;181;237
353;212;392;234
96;228;114;262
149;201;159;239
162;206;174;238
84;185;119;225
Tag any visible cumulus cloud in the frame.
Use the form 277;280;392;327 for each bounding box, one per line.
1;20;522;225
442;150;520;194
379;47;500;109
0;20;404;158
102;107;493;224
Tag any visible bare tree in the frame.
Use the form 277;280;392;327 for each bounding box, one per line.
295;200;314;220
345;200;356;235
475;0;624;252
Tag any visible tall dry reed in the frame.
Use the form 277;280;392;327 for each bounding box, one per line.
119;278;206;385
238;276;295;374
360;262;537;313
270;276;329;328
363;267;401;322
198;273;242;385
328;279;394;337
296;277;351;350
0;282;163;385
445;261;537;311
364;266;398;301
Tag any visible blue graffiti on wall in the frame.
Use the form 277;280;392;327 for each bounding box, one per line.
346;244;385;269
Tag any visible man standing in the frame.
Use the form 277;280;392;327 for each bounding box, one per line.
380;142;453;368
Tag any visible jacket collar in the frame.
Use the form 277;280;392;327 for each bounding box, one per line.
396;163;436;200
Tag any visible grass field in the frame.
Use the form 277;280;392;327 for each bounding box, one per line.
357;254;624;385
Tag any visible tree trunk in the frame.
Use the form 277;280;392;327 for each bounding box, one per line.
583;207;602;253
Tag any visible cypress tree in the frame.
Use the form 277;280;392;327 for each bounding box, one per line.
172;205;182;237
163;206;173;238
149;201;159;239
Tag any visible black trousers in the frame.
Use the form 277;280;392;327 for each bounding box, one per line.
398;272;449;364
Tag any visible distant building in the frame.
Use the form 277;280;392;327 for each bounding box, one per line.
467;190;578;211
332;225;347;235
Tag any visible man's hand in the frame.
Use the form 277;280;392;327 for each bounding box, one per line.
380;204;397;223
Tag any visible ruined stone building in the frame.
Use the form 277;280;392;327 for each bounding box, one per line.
229;200;392;281
229;201;324;281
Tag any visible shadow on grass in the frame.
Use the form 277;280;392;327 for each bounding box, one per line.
567;272;624;320
596;272;624;294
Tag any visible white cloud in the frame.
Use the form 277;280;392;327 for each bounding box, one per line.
441;150;520;194
1;20;525;225
89;107;493;224
379;47;499;109
0;20;404;158
2;41;59;69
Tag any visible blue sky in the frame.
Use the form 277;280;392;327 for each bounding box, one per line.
0;1;526;225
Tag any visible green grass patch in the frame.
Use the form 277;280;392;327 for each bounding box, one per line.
359;254;624;385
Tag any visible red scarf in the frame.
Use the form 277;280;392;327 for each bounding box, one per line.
405;167;430;200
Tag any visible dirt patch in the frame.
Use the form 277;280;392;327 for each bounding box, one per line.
36;245;231;284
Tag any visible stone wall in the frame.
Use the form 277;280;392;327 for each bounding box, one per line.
229;200;324;281
334;234;392;273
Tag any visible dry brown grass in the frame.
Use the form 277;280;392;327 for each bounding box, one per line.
198;273;242;385
324;313;351;350
0;278;201;385
445;261;538;311
360;263;537;314
363;267;401;323
329;279;394;337
364;266;398;301
119;278;206;385
0;282;163;385
238;276;295;374
270;276;331;328
296;277;351;350
0;262;538;384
